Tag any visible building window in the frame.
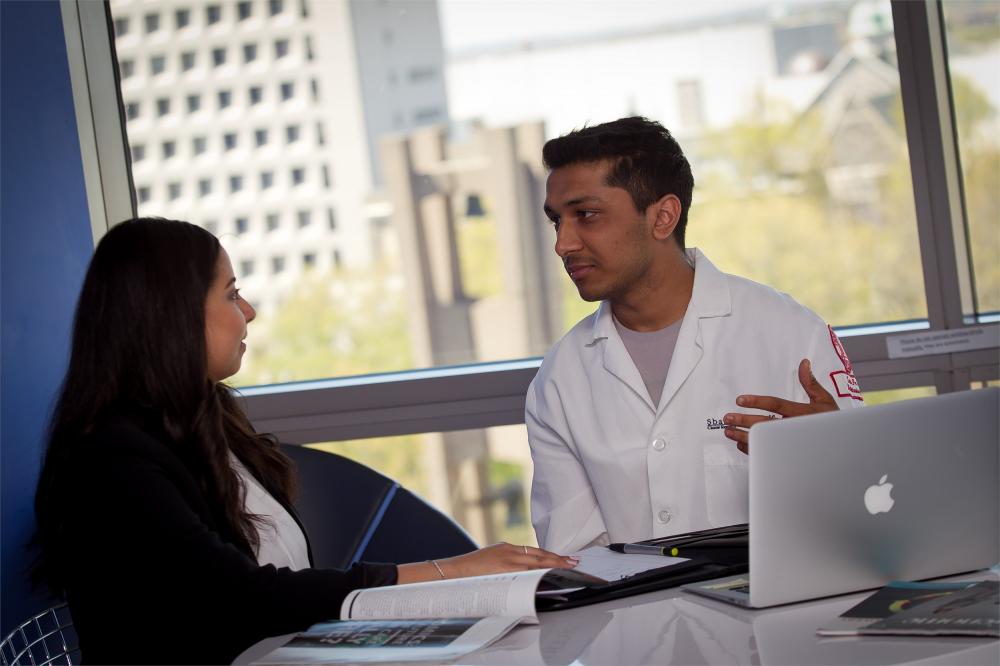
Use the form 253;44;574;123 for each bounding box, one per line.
204;219;218;235
274;38;290;59
144;13;160;34
254;128;268;147
192;136;207;155
269;0;284;16
248;86;263;105
676;79;705;129
223;132;238;151
186;94;201;113
212;47;227;67
229;175;244;193
266;213;280;231
198;178;212;196
237;1;252;21
175;9;190;29
235;217;250;235
271;256;286;273
285;124;300;143
206;5;221;25
260;171;274;189
156;98;170;116
290;167;305;185
321;165;331;189
332;248;342;268
296;210;311;227
181;51;196;71
327;207;337;229
119;59;135;79
167;182;182;200
309;78;319;102
305;35;314;61
413;107;441;123
303;252;316;267
161;140;176;159
243;43;258;63
280;81;294;101
408;66;437;82
316;122;325;145
137;186;151;203
149;55;166;75
218;90;232;109
131;144;145;162
240;259;255;276
113;17;129;37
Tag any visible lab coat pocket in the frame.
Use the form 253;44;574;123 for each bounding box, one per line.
703;444;749;527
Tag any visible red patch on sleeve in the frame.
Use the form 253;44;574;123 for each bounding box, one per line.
828;326;863;401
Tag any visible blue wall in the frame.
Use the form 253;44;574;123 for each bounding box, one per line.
1;0;95;634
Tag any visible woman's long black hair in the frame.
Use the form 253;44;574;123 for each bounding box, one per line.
32;217;296;595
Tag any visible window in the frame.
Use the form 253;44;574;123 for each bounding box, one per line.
315;122;325;145
204;220;219;235
274;38;290;59
212;48;227;67
296;210;311;227
155;98;170;116
206;5;221;25
271;256;286;273
266;213;280;231
175;9;190;29
285;124;300;143
223;132;238;150
413;107;442;123
131;144;145;162
326;207;336;230
235;217;250;235
218;90;232;109
676;79;705;129
167;182;182;200
241;259;255;277
303;252;316;267
192;136;207;155
321;165;331;189
269;0;284;16
332;248;342;269
408;66;437;83
229;175;244;193
137;186;151;203
305;35;314;61
254;128;268;147
248;86;263;105
161;140;176;159
279;81;294;101
290;167;305;185
237;1;253;21
260;171;274;189
113;17;129;37
198;178;212;196
243;43;258;63
144;13;160;34
180;52;196;71
186;94;201;113
119;59;135;79
309;78;319;102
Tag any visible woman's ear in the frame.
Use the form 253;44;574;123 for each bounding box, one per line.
650;194;682;241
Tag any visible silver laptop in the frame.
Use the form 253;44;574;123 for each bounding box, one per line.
685;387;999;608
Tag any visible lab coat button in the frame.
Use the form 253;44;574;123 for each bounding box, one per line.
652;438;666;451
657;510;672;524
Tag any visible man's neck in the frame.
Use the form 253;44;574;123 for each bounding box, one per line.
611;248;695;332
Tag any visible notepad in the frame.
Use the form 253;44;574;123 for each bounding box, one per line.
572;546;688;582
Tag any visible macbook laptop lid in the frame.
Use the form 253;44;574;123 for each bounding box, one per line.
687;388;998;608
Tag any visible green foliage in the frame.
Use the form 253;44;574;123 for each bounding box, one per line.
309;437;431;499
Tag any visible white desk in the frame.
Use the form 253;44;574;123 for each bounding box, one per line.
238;571;999;665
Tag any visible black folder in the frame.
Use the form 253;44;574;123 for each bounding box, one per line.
537;524;749;612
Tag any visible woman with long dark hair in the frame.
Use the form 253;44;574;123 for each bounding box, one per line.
32;218;575;664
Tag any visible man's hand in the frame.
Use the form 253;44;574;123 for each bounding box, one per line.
723;359;838;454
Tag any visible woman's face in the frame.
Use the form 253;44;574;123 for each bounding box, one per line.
205;249;256;382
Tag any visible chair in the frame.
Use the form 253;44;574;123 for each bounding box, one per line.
0;604;78;666
281;445;478;570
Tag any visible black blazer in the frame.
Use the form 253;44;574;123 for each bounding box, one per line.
51;416;396;664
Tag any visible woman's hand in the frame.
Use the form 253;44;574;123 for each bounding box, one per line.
396;543;578;584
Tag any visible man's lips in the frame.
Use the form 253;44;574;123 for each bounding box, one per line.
565;264;594;281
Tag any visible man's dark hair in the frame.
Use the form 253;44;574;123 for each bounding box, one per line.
542;116;694;248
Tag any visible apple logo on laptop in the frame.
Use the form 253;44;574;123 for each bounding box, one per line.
864;474;895;515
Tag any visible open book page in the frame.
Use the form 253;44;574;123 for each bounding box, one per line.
573;546;689;582
341;569;550;625
252;616;520;664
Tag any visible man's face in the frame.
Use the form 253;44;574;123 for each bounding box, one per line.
544;160;656;303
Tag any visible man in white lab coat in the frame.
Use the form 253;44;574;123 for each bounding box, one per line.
527;117;863;553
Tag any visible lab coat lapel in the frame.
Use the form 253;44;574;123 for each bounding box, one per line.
656;249;732;414
591;302;656;411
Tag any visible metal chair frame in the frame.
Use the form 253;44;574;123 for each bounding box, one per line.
0;604;78;666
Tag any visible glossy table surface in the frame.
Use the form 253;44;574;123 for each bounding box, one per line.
239;570;999;665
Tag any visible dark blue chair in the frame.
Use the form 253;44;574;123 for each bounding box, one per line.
281;444;478;569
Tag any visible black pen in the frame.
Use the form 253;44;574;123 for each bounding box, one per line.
609;535;747;557
607;543;670;555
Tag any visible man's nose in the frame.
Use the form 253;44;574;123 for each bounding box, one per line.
554;221;582;258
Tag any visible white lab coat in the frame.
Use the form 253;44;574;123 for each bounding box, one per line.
526;249;863;553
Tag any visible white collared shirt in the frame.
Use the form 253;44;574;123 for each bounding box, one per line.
527;249;863;553
229;452;311;571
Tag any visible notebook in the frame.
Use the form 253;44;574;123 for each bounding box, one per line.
684;388;999;608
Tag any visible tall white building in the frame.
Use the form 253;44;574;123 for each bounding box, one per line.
111;0;448;313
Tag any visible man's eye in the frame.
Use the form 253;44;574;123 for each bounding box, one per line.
578;210;596;220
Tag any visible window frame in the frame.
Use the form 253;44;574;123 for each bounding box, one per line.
64;0;998;446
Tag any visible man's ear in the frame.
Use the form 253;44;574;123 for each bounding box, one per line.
650;194;682;241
